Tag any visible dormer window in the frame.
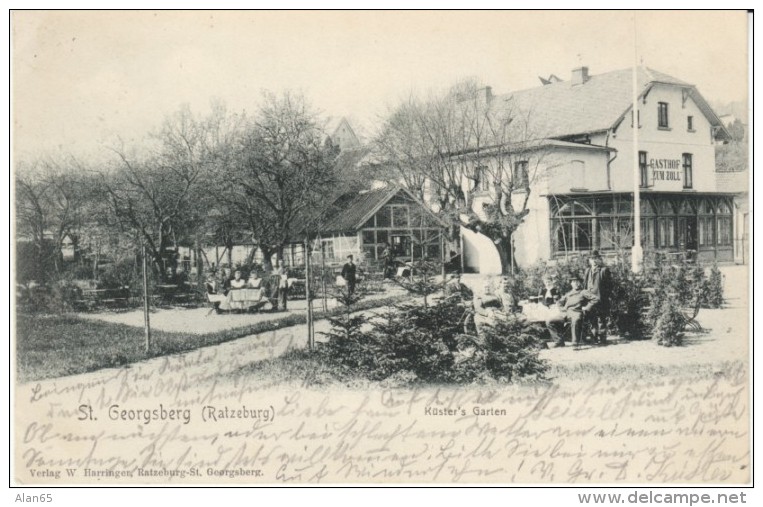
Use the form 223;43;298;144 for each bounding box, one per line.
658;102;669;129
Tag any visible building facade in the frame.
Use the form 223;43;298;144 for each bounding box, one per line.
462;66;734;270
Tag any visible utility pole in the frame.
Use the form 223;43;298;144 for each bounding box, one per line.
142;245;151;353
320;238;328;312
305;237;314;350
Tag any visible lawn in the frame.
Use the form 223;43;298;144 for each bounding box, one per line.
15;293;410;383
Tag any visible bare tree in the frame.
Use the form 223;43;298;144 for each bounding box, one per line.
222;91;340;269
100;104;224;280
15;156;93;279
374;80;548;273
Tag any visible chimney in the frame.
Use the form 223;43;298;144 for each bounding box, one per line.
480;86;493;104
571;66;589;85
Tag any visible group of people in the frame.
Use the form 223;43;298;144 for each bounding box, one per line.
206;263;290;314
205;254;360;314
545;250;612;347
473;250;612;348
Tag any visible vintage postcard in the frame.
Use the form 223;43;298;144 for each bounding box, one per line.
12;10;751;486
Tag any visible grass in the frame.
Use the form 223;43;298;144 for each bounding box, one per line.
16;294;410;383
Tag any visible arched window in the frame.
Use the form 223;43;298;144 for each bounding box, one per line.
552;199;594;254
716;198;733;246
698;199;715;247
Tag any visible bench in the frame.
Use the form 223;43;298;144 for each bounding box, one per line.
78;287;130;309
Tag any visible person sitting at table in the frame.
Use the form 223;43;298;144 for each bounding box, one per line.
247;271;262;288
205;274;220;296
537;275;560;306
206;274;226;313
229;270;246;289
219;268;232;295
473;277;515;338
499;275;521;314
545;275;599;348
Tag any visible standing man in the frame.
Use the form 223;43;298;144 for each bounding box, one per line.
273;261;289;311
546;275;599;348
341;254;357;296
380;242;394;279
584;250;612;345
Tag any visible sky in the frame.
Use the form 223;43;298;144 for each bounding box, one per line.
11;10;750;163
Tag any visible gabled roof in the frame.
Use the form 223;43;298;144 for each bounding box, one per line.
317;185;447;235
324;116;361;149
497;67;730;141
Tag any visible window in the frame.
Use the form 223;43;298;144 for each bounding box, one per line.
474;165;490;192
658;102;669;128
641;219;656;249
551;199;594;254
658;218;675;248
392;206;409;227
631;109;641;128
687;115;694;131
682;153;693;189
716;199;733;246
390;235;411;257
376;206;391;227
571;160;586;189
362;230;375;244
639;151;648;188
513;161;529;189
698;218;715;247
717;217;732;246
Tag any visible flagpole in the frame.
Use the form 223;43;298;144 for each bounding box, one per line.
631;14;643;273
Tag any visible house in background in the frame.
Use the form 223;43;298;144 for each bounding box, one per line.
288;185;450;269
325;116;362;152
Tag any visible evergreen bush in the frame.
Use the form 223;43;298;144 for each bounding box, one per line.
317;292;547;385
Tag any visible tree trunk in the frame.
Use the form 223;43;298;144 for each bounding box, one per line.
245;245;257;266
260;245;274;271
226;246;233;271
494;236;515;275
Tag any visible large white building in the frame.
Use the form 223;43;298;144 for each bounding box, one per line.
462;66;734;272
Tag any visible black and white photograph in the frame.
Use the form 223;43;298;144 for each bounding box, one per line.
11;10;751;487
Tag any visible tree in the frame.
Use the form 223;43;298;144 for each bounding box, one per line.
101;104;224;280
15;156;93;280
374;80;548;273
222;92;340;269
715;118;748;173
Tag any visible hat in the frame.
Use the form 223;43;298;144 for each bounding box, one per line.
590;250;601;259
568;274;582;282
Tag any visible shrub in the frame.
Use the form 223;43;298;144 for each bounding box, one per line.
650;296;686;347
98;257;139;289
703;264;724;308
606;262;649;338
471;318;548;383
390;259;444;307
317;294;546;385
16;278;83;314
